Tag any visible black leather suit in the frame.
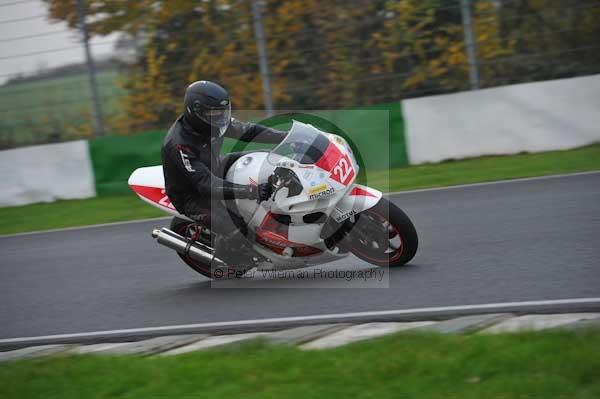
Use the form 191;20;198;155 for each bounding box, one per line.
161;115;285;235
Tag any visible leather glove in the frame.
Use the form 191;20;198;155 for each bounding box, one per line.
248;183;273;203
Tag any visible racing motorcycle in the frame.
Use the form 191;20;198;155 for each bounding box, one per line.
128;121;418;278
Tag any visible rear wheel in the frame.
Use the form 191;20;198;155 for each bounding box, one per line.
347;197;418;267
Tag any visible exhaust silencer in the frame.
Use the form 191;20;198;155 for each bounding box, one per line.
152;227;226;267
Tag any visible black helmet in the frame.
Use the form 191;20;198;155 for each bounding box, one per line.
183;80;231;137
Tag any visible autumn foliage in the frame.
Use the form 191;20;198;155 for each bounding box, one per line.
43;0;600;134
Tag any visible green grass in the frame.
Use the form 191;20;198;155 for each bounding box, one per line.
0;70;125;148
1;330;599;398
1;143;599;235
0;194;164;235
367;142;600;192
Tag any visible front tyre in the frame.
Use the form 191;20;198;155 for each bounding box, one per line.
348;197;418;267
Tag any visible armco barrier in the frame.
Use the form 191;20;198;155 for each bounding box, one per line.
0;140;95;207
403;74;600;164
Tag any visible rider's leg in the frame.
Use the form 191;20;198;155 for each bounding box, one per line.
210;201;254;264
181;197;251;264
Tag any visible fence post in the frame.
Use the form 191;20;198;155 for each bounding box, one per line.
460;0;480;90
76;0;105;137
251;0;274;117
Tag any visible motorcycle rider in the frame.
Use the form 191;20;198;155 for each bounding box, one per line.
162;80;286;265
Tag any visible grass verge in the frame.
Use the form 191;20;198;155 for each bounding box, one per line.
0;195;165;235
1;144;599;235
369;142;600;192
1;330;599;398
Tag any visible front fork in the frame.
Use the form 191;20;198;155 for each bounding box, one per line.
320;216;356;253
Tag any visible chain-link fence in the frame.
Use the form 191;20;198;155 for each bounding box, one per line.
0;0;598;149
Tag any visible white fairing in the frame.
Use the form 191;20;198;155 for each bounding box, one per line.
128;121;383;269
225;121;382;269
330;184;382;223
128;166;190;220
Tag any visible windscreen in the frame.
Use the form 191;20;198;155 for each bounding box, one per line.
269;121;330;165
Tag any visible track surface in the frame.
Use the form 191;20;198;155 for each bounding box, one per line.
1;173;600;339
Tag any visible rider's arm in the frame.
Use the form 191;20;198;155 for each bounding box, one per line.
225;118;286;144
169;145;256;201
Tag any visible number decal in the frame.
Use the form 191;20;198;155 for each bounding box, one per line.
158;189;176;210
331;154;355;185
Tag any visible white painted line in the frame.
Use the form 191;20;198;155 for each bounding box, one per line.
0;216;170;239
1;297;599;345
385;170;600;196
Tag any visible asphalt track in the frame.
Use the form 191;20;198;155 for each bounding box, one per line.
1;172;600;340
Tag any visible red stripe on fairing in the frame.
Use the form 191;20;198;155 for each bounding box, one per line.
130;185;164;201
314;142;342;172
129;184;175;209
350;187;376;197
255;212;322;257
258;211;289;239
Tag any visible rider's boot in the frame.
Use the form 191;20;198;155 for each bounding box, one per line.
213;228;254;266
210;230;255;279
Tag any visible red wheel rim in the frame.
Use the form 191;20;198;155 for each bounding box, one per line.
349;210;404;264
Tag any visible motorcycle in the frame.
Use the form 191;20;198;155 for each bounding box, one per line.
128;121;418;278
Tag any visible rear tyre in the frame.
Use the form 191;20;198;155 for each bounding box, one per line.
347;197;418;267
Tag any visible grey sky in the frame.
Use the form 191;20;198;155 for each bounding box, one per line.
0;0;118;84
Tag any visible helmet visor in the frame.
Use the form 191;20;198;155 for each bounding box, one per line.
197;104;232;129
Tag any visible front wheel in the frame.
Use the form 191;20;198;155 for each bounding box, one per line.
347;197;418;267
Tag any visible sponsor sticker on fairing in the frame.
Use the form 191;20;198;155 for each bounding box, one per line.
333;135;345;145
308;185;335;200
334;208;357;222
307;183;328;195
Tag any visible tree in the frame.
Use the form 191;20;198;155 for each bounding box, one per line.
42;0;600;133
113;38;178;132
489;0;600;84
